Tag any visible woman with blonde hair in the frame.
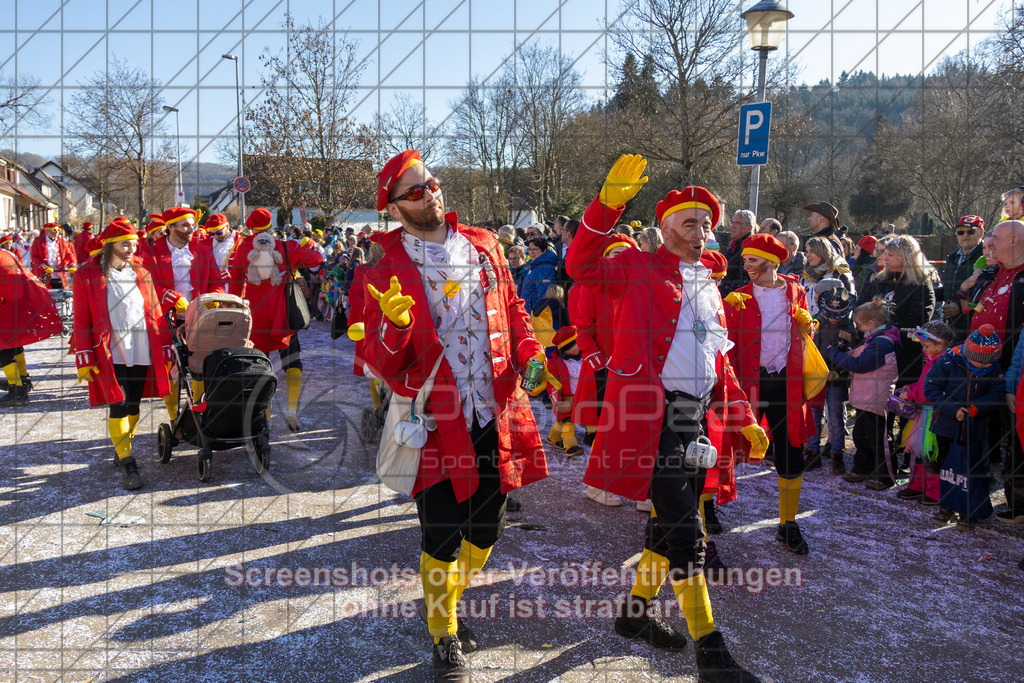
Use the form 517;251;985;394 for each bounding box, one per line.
800;236;856;316
636;227;663;254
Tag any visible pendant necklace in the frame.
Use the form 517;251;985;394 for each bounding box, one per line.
682;265;708;343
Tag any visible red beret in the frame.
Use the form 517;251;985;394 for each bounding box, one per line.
0;233;12;246
700;249;728;278
656;186;721;229
552;325;578;350
742;233;788;265
44;222;60;229
86;236;105;256
857;235;877;255
376;150;423;211
957;215;984;231
205;213;229;231
161;206;197;227
245;208;273;232
603;234;638;256
100;218;138;243
145;217;166;235
82;222;92;230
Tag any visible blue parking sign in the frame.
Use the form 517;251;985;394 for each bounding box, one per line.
737;102;772;167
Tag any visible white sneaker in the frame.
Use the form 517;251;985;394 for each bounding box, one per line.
285;409;300;432
636;499;653;512
586;485;623;507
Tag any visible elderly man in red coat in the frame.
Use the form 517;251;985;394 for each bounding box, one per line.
360;150;548;682
566;155;767;683
30;222;77;288
724;234;816;556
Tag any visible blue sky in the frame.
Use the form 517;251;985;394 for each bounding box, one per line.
0;0;1011;164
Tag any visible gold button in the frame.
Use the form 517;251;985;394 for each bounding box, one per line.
674;297;681;303
670;318;677;324
664;337;671;343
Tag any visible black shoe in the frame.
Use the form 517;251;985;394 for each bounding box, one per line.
865;479;894;491
703;500;723;535
956;517;977;531
830;451;846;475
614;594;688;652
994;509;1024;524
694;630;761;683
803;448;822;471
933;507;955;525
431;635;468;682
703;540;727;582
118;457;143;491
21;376;32;392
505;496;522;513
419;602;477;653
0;384;28;407
896;487;923;500
842;472;868;483
776;522;809;555
565;444;584;457
584;431;596;447
921;496;939;506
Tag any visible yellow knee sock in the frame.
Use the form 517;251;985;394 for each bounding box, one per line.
421;552;458;642
127;414;139;440
778;476;803;524
548;421;563;445
370;380;382;411
2;363;20;386
191;379;205;400
163;382;178;421
630;548;671;602
15;352;28;377
108;416;132;460
560;422;578;450
286;368;302;412
671;572;717;641
453;539;492;604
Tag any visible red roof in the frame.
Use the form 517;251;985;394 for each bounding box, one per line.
0;178;45;206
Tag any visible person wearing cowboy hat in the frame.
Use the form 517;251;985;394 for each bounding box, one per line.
72;219;175;489
567;154;767;682
804;201;844;254
29;221;77;289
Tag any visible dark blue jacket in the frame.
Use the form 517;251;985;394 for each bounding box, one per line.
520;250;558;312
923;345;1005;442
826;326;901;374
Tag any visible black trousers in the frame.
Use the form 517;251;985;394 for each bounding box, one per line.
0;347;20;367
644;400;707;578
109;364;149;419
279;333;302;371
414;418;507;563
1007;431;1024;515
758;367;805;480
852;411;893;480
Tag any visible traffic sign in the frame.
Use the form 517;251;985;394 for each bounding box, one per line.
737;101;772;167
233;176;251;194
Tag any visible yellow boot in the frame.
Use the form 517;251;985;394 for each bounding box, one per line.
109;416;143;490
616;548;686;650
777;476;808;554
561;422;583;457
285;368;301;431
0;363;26;406
547;421;563;447
420;553;458;642
14;351;31;388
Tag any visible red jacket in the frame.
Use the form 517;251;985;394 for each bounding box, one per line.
228;234;324;353
546;354;582;422
566;198;757;503
361;215;547;502
193;233;242;297
74;230;92;264
30;233;77;287
724;276;814;447
71;261;173;408
0;248;62;349
567;282;616;426
349;264;370;377
143;234;204;310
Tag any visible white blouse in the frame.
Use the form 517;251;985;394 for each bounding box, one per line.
106;265;151;367
753;282;790;373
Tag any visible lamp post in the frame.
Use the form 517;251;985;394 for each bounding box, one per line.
162;105;182;205
222;54;245;222
740;0;794;215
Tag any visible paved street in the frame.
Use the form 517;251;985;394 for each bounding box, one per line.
2;322;1023;682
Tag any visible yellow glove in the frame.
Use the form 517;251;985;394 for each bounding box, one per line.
526;353;562;396
367;276;415;328
347;322;366;341
77;365;99;383
69;266;77;274
599;154;648;209
44;266;54;274
174;297;188;314
724;291;752;310
792;307;816;335
741;423;769;460
203;301;220;310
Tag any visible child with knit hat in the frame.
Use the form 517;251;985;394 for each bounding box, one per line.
924;324;1006;528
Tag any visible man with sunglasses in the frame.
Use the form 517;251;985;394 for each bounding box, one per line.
941;216;985;335
361;150;549;682
194;213;242;296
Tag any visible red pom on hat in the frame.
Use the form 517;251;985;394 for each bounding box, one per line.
205;213;229;231
161;206;197;228
245;208;273;232
376;150;423;211
552;325;578;350
86;236;105;256
656;186;721;229
742;233;788;265
700;249;728;279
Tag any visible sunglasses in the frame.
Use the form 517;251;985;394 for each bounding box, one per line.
910;326;944;344
956;228;977;236
391;177;440;203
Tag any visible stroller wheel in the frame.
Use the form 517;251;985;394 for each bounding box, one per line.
248;436;270;474
360;407;379;442
197;448;213;482
157;423;173;464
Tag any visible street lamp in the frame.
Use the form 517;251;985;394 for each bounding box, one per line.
222;53;245;222
162;105;182;205
740;0;794;215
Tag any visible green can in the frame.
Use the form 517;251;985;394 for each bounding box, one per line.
521;358;546;393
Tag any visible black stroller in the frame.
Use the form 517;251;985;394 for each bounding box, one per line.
360;380;392;442
158;294;277;482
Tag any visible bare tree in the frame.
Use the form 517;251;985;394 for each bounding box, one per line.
0;72;50;142
66;58;173;220
246;14;375;218
371;92;446;165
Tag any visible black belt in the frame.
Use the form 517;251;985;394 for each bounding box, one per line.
664;389;712;422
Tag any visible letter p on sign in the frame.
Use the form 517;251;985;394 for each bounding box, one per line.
737;101;772;167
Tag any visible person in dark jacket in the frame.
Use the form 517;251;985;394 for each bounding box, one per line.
940;215;986;339
720;209;754;294
851;235;878;295
924;325;1006;526
521;238;558;312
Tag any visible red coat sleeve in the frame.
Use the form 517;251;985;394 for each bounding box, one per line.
565;197;628;300
72;268;97;369
568;283;604;370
